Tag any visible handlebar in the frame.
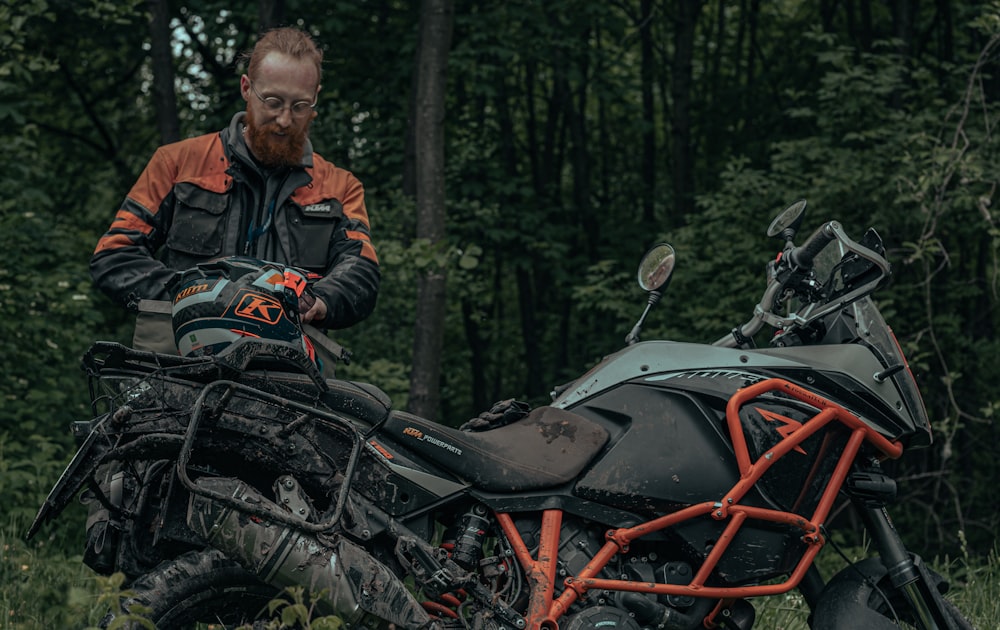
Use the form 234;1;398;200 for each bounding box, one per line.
713;219;890;349
714;282;781;348
788;221;839;269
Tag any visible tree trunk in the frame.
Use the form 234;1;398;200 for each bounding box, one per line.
640;0;656;225
147;0;180;144
859;0;874;51
746;0;760;92
703;0;726;160
258;0;284;31
407;0;454;420
934;0;954;63
819;0;836;32
670;0;702;223
842;0;874;53
891;0;915;58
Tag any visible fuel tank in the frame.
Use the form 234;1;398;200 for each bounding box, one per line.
568;370;852;505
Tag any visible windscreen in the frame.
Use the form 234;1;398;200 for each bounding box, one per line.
849;297;933;445
791;231;932;444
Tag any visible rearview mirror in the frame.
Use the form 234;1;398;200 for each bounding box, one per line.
637;243;676;292
767;199;807;238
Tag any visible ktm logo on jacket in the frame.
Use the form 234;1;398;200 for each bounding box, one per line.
232;292;284;324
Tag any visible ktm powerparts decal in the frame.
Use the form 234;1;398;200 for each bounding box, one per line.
402;427;463;456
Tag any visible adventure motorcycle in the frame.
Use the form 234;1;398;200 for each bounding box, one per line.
27;201;975;629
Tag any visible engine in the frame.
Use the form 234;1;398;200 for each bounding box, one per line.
511;515;740;630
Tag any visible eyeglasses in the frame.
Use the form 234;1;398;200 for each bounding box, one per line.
248;80;317;118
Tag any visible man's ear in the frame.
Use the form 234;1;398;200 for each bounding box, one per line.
239;74;251;102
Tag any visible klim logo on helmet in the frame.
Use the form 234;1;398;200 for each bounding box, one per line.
233;293;284;325
174;283;209;302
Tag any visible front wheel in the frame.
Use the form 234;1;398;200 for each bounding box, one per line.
103;548;280;629
810;557;975;630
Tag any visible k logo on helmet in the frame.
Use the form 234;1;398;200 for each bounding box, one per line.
233;291;284;324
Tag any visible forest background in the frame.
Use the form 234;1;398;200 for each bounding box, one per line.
2;0;999;626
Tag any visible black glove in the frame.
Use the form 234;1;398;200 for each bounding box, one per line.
459;399;531;431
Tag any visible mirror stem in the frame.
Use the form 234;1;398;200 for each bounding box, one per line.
625;291;661;345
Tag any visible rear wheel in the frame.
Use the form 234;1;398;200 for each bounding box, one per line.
104;549;280;629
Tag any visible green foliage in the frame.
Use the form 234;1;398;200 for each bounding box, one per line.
0;211;113;532
239;586;344;630
85;573;155;630
666;159;780;343
570;259;634;324
0;0;57;83
0;433;67;523
1;516;105;629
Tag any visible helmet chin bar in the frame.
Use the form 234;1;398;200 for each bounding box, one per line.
212;336;328;390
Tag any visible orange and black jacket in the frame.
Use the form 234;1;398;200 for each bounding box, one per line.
91;112;380;330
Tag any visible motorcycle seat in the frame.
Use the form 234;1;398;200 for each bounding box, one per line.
381;406;609;492
321;379;392;426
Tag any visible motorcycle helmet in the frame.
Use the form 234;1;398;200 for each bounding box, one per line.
170;256;315;362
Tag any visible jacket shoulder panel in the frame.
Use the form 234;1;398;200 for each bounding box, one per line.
127;133;231;216
163;133;231;193
291;154;363;207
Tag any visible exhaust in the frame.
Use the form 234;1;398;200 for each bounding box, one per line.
187;476;433;628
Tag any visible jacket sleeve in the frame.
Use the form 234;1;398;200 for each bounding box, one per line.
309;173;381;329
90;147;180;309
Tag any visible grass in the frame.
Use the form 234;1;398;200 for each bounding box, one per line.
753;544;1000;629
3;512;997;629
2;518;104;629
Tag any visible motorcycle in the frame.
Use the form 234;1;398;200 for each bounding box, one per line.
26;201;975;629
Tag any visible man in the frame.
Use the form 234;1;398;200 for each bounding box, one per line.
90;27;379;358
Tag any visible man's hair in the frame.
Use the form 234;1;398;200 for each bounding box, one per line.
243;27;323;84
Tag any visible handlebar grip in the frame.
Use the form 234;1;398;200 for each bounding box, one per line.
788;221;839;268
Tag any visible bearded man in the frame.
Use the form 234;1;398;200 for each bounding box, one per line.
90;27;379;356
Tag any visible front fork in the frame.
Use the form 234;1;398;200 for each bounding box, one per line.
851;469;959;630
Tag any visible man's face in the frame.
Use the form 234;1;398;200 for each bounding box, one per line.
240;52;320;168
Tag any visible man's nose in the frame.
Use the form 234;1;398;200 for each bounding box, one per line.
275;107;293;127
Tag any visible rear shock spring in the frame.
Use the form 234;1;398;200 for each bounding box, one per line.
423;505;492;620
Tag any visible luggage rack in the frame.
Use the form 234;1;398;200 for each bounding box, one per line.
176;378;366;534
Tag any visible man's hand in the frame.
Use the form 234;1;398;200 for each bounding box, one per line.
301;294;328;324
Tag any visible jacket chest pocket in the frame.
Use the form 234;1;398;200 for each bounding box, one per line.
166;183;229;257
287;200;343;269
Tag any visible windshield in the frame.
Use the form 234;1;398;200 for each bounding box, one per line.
849;297;932;445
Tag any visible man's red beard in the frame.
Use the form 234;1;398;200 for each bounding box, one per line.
245;116;311;168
